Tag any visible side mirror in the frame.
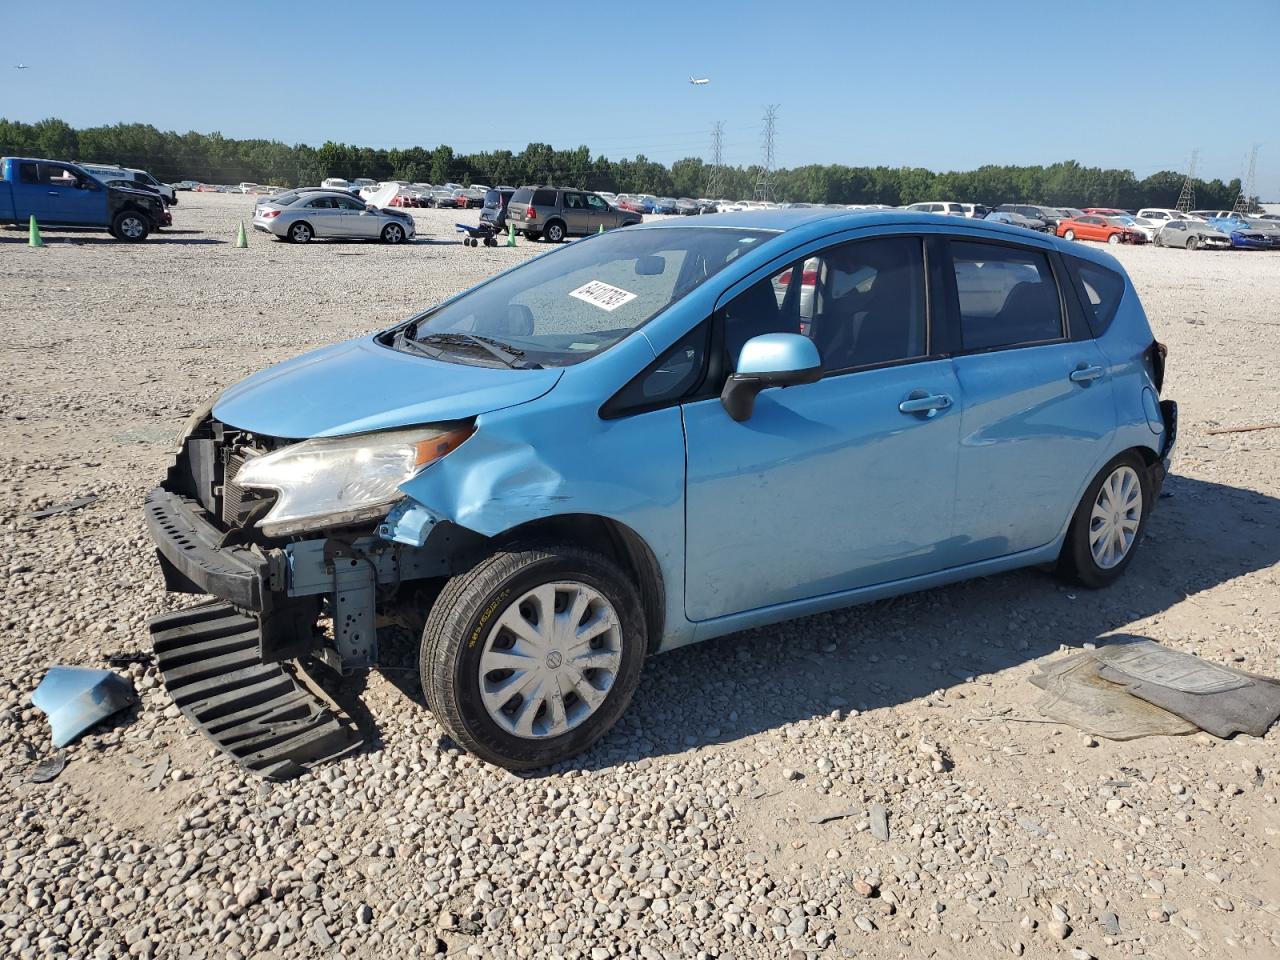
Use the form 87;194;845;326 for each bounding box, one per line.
721;333;822;422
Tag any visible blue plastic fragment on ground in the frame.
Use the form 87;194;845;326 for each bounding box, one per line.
31;666;136;747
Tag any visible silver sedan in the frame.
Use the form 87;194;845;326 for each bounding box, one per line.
252;190;416;244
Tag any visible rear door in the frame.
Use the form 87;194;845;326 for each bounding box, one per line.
301;195;342;235
945;238;1115;564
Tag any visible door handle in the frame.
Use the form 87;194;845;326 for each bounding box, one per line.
47;190;60;195
1069;365;1104;383
898;393;952;416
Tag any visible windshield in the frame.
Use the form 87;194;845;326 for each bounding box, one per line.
397;227;776;367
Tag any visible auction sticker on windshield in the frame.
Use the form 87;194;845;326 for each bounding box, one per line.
569;281;637;312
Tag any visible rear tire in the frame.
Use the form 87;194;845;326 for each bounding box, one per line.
288;221;313;243
524;229;541;241
544;220;566;243
111;210;150;242
1057;451;1152;589
420;541;646;770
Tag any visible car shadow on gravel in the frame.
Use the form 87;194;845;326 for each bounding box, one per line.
314;473;1280;773
0;235;224;246
548;472;1280;773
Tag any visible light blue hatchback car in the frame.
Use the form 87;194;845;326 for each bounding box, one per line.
146;210;1176;771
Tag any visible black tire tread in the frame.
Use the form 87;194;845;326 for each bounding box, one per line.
420;541;645;770
1057;450;1151;589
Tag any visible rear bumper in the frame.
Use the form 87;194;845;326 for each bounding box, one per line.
1149;399;1178;497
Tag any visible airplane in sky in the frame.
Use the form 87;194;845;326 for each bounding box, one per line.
15;64;30;69
689;76;709;85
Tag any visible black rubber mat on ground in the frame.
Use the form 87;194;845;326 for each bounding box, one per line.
150;602;362;780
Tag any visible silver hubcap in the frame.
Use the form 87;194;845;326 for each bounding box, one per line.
293;225;310;241
478;582;622;739
386;226;401;242
1090;465;1142;569
549;226;562;240
122;217;144;238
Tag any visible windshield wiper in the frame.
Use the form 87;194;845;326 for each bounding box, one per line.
413;331;542;369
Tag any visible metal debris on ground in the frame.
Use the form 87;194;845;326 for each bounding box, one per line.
28;754;68;784
31;666;137;747
23;494;98;519
1030;637;1280;740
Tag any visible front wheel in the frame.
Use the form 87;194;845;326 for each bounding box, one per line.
1063;228;1075;241
420;542;646;770
1187;236;1200;251
112;210;150;242
1057;452;1151;588
381;223;405;244
544;220;566;243
1107;233;1121;245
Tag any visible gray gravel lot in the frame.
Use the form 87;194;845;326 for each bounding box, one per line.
2;193;1278;959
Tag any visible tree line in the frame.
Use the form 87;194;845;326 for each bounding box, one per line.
0;117;1248;210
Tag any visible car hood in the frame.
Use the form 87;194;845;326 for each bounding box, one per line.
213;336;563;438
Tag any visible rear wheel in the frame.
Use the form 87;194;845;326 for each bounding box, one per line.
1057;452;1151;588
1063;228;1075;241
112;210;150;242
381;223;405;244
420;542;646;770
288;221;313;243
544;220;566;243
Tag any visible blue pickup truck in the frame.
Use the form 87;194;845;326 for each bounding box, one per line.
1;156;167;241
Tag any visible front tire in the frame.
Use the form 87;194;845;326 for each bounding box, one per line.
544;220;566;243
1063;228;1075;241
1187;236;1200;251
381;223;405;244
1107;233;1121;245
112;210;150;242
1057;452;1152;588
421;542;646;770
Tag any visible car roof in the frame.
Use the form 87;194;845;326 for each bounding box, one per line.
631;208;1125;269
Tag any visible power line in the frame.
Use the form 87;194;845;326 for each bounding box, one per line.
1176;149;1198;212
754;105;778;202
705;121;724;198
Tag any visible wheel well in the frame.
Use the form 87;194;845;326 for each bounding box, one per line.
493;514;665;654
545;218;566;231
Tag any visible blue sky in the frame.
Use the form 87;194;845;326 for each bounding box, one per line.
3;0;1278;195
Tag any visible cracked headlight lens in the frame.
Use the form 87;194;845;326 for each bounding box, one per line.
236;424;472;537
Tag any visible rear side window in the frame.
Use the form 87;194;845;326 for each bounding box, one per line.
1067;258;1125;337
19;162;39;184
510;188;533;205
950;241;1063;351
532;189;557;206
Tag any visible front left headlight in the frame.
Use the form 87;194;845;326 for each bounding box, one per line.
236;424;473;537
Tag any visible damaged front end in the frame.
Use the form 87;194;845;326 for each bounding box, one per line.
145;416;480;777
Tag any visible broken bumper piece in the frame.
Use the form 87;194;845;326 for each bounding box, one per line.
150;602;362;779
32;666;136;747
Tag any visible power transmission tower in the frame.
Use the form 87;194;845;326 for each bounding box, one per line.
1175;149;1198;213
1234;143;1259;214
754;105;778;202
705;121;724;198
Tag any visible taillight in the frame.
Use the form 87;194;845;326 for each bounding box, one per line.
800;270;818;285
526;206;537;219
263;209;280;219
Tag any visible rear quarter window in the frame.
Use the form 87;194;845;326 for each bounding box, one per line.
1066;258;1126;337
532;189;557;206
510;188;533;205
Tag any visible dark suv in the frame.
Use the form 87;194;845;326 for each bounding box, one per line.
505;186;642;242
996;204;1065;230
479;188;515;232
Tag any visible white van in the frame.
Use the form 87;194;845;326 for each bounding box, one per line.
79;163;177;204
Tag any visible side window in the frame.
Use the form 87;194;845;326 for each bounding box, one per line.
602;322;711;417
19;162;40;184
335;196;364;210
1067;258;1125;336
41;164;80;187
532;189;557;206
586;194;608;211
807;236;927;370
564;193;585;209
951;241;1063;351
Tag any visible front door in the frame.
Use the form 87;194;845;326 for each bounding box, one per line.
586;193;614;232
336;195;381;237
683;234;962;622
944;238;1116;563
27;162;105;225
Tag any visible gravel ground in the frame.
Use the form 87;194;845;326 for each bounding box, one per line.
2;194;1278;960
